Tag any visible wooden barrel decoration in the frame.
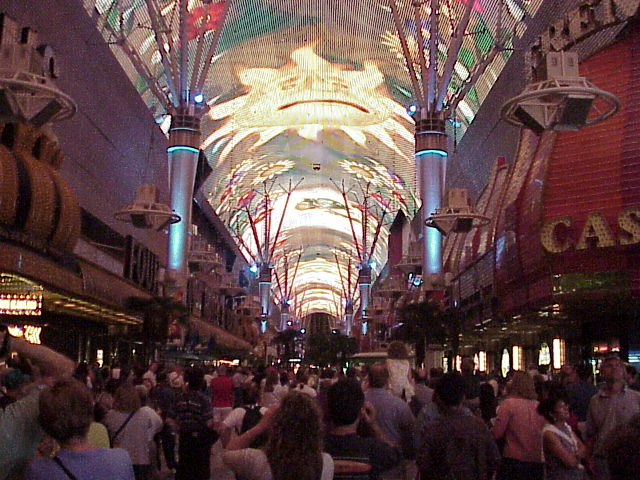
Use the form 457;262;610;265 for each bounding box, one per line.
0;145;19;225
17;150;57;240
0;121;80;252
48;168;81;250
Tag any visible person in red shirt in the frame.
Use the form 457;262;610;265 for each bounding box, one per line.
210;365;234;425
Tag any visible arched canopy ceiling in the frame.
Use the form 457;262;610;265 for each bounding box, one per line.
85;0;543;318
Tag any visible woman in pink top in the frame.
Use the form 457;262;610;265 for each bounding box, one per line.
492;371;546;480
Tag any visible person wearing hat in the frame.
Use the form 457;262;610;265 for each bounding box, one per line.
0;368;31;408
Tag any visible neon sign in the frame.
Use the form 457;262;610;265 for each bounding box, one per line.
7;324;42;344
0;294;42;316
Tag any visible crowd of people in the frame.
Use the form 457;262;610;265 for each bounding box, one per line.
1;332;640;480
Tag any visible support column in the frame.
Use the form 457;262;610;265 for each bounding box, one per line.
344;300;354;336
279;303;290;331
259;263;272;319
358;263;372;318
166;106;201;297
415;111;448;287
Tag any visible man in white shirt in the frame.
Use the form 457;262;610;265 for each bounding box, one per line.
142;362;158;388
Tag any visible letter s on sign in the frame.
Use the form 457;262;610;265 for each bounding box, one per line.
618;208;640;246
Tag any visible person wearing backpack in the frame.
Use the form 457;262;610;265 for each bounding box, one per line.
167;367;217;480
220;384;268;448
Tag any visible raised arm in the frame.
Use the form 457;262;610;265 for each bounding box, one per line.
225;406;277;451
1;330;74;379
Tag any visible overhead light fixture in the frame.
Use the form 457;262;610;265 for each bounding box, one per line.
114;184;180;231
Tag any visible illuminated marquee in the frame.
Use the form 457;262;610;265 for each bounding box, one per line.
540;208;640;253
0;294;42;316
8;324;42;344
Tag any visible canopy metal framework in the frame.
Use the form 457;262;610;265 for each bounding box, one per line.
333;248;358;335
387;0;523;286
87;0;232;296
333;179;393;325
273;249;303;330
85;0;544;317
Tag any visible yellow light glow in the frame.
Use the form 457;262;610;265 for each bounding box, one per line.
203;44;414;316
512;345;523;371
539;343;551;366
501;348;510;377
203;44;413;165
478;351;487;372
553;338;565;370
97;349;104;367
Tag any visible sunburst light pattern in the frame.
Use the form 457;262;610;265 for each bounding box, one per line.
84;0;546;318
202;45;414;166
200;37;416;316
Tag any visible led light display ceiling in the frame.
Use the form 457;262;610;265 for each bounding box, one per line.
85;0;542;317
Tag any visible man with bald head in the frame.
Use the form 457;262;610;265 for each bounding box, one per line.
364;362;415;480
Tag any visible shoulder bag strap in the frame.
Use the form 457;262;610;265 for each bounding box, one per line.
110;409;138;447
52;456;78;480
543;423;578;452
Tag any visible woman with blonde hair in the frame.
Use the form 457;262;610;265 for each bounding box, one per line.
492;371;546;480
223;391;333;480
103;384;162;480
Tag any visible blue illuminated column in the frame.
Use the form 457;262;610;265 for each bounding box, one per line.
414;111;447;286
166;107;201;295
357;263;372;319
344;299;354;336
279;302;290;331
259;262;272;319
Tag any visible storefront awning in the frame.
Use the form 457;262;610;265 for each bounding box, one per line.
190;317;253;351
0;243;145;325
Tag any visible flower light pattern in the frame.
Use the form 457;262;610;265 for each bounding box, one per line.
202;44;414;165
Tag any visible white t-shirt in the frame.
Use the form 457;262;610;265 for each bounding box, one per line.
261;384;289;408
223;406;268;433
387;358;414;400
104;406;162;465
223;449;333;480
293;383;317;398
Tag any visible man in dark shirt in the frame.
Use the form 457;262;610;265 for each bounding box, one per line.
150;371;178;469
565;362;598;422
324;379;401;480
168;367;216;480
461;356;481;412
417;372;500;480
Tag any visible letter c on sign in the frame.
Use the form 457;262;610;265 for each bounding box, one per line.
541;217;572;253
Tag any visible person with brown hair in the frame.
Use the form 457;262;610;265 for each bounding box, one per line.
292;368;317;398
537;395;586;480
492;371;546;480
418;373;500;480
386;341;414;401
261;368;287;408
0;328;75;480
26;378;134;480
364;362;415;480
223;391;334;480
585;355;640;480
103;383;162;480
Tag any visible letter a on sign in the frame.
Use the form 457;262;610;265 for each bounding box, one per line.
576;213;615;250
